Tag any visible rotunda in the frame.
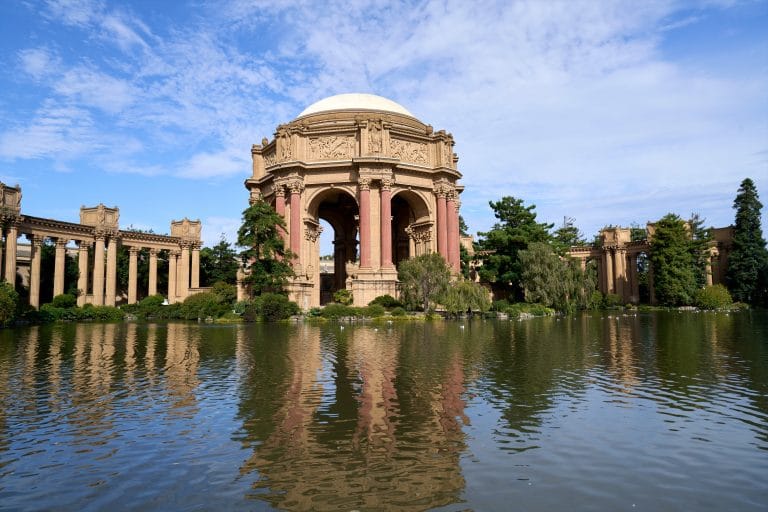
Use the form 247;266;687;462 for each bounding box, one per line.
245;93;463;308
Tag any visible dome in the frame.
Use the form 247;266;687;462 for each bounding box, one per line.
297;93;415;118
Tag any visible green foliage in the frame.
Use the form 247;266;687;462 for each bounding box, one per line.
503;302;555;319
241;293;299;322
397;253;452;312
518;242;596;313
476;196;553;300
34;303;125;323
333;289;353;305
630;223;647;242
727;178;768;305
368;294;403;309
390;306;406;317
602;293;623;309
442;280;491;317
689;213;713;289
211;281;237;305
0;281;19;327
51;294;77;308
650;214;698;306
180;291;232;320
365;304;386;317
237;200;295;295
588;291;604;310
695;285;733;310
491;299;510;312
552;217;586;254
200;236;239;286
320;303;357;319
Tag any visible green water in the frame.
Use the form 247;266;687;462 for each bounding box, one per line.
0;311;766;511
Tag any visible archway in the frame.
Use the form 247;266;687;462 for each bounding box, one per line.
391;190;431;268
308;188;360;304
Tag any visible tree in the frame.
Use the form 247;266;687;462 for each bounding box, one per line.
476;196;553;300
442;280;491;317
727;178;768;304
200;235;239;286
237;200;294;295
0;281;19;327
397;253;451;312
552;216;586;255
629;222;647;242
518;242;596;313
688;213;713;289
650;214;697;306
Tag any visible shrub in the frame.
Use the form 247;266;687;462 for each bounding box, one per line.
138;294;166;318
695;284;733;310
211;281;237;305
369;294;403;309
491;299;510;312
181;291;229;320
588;291;604;310
82;306;125;322
602;293;623;309
365;304;386;318
333;289;353;306
51;294;77;308
390;306;406;317
504;302;555;319
0;281;19;327
306;307;322;318
260;293;299;321
321;303;356;319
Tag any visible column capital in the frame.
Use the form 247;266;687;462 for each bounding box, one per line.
26;234;44;246
128;246;141;254
274;183;286;197
380;177;394;191
287;179;304;195
149;248;159;256
359;177;372;191
55;238;69;248
77;239;92;249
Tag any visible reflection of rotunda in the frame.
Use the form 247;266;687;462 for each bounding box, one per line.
245;94;463;308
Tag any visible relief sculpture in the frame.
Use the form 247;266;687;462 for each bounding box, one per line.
390;139;428;165
308;136;355;160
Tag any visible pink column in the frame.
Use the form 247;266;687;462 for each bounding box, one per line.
274;185;287;247
436;188;448;259
359;178;371;268
447;192;460;272
380;179;393;269
289;181;302;267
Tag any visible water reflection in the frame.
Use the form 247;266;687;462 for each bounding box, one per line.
0;312;765;511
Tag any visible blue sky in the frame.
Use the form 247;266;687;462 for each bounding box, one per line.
1;0;766;250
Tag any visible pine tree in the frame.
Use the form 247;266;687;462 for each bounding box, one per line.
727;178;768;304
650;214;698;306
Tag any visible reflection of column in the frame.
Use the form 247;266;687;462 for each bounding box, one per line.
191;244;200;289
92;236;105;305
29;236;43;309
615;248;626;302
77;241;90;307
148;249;158;296
275;185;287;247
53;238;68;297
180;244;191;299
3;223;18;285
436;187;448;259
289;181;302;268
168;250;178;303
359;178;371;268
105;236;118;306
630;254;640;303
446;192;459;272
380;179;393;269
128;246;139;304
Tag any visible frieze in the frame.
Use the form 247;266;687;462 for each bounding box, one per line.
390;138;428;165
308;136;355;160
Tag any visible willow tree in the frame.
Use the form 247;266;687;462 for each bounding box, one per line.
397;253;451;312
237;200;294;295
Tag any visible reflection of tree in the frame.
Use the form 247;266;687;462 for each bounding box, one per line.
236;323;469;511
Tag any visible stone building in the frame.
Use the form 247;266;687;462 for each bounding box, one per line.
0;182;202;308
244;94;464;308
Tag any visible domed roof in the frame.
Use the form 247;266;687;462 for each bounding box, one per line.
297;93;415;118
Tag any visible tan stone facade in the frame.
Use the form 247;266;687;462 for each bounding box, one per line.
567;225;732;305
244;94;463;308
0;182;202;308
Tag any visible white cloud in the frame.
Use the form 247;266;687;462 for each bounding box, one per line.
18;47;60;79
201;216;242;248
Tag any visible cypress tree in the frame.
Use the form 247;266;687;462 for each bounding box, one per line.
727;178;768;304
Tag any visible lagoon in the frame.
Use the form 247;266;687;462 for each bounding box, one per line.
1;312;766;511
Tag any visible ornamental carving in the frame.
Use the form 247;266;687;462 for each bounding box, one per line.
405;223;432;242
263;149;276;167
277;129;292;161
381;177;394;191
367;119;383;154
390;138;428;165
308;136;355;160
304;221;323;243
443;143;453;168
287;179;305;195
358;177;372;191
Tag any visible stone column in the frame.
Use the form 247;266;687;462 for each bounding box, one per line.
3;223;18;286
705;253;713;286
168;250;178;303
191;244;200;289
380;178;393;269
53;238;68;298
77;241;90;307
105;236;118;306
604;249;614;295
178;244;190;300
358;178;371;268
92;235;106;306
128;246;139;304
436;187;448;259
446;192;459;272
28;235;43;309
275;185;287;246
289;181;302;268
148;249;158;296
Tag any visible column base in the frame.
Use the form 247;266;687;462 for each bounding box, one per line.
348;268;399;307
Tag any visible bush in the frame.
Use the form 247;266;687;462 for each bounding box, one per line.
51;294;77;308
504;302;555;319
695;284;733;310
588;291;604;310
306;307;322;317
602;293;623;309
390;306;406;317
260;293;299;321
333;289;353;306
0;281;19;327
369;294;403;309
211;281;237;305
491;299;510;312
321;303;356;319
138;294;166;318
365;304;386;318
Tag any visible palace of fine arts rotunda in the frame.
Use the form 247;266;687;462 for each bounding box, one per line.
244;93;465;309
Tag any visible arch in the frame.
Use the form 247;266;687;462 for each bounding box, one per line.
390;189;433;268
